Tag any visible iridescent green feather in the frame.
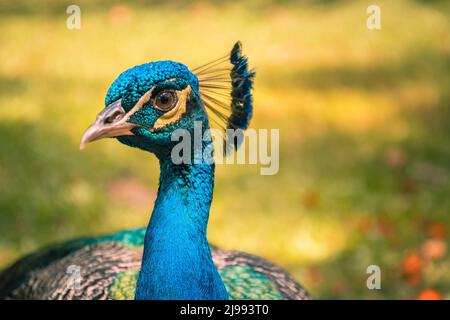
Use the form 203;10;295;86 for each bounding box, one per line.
109;270;139;300
0;228;310;300
109;264;284;300
96;228;145;248
219;265;284;300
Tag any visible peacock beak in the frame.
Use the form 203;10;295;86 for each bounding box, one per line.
80;99;137;150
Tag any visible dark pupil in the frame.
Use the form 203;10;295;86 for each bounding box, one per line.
158;92;172;107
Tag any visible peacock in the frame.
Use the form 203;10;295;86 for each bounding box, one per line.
0;42;310;300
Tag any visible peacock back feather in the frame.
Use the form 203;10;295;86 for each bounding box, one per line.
0;228;310;300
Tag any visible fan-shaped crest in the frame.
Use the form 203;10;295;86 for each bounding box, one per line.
191;42;255;155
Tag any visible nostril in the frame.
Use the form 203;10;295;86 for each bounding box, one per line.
104;110;124;124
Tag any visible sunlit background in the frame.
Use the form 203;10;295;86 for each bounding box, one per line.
0;0;449;299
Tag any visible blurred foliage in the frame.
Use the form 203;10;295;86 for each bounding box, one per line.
0;0;449;299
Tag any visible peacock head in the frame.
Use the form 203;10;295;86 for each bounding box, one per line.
80;42;254;159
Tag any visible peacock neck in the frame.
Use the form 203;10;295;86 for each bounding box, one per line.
135;152;229;300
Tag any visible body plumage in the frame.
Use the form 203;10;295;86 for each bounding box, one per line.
0;228;309;300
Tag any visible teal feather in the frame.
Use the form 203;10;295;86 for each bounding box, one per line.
0;228;310;300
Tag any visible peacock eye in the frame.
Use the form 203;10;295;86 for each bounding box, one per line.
154;90;177;111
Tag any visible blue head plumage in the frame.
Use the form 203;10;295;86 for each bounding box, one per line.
103;61;204;157
80;41;255;159
105;61;199;109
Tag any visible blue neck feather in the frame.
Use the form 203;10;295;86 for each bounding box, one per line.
135;146;228;300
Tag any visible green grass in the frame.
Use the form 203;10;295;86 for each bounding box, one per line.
0;0;449;299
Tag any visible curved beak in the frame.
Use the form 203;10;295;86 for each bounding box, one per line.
80;100;137;150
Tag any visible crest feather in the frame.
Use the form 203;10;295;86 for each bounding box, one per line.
193;41;255;155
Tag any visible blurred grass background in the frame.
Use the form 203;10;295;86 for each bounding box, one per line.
0;0;449;299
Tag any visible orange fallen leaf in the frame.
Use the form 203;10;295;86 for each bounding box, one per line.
417;289;442;300
403;252;422;275
421;239;447;259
